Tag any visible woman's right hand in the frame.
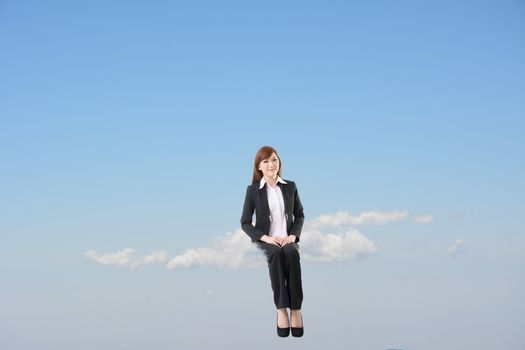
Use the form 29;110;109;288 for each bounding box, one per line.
260;235;283;246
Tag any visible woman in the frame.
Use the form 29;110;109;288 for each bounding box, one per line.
240;145;305;337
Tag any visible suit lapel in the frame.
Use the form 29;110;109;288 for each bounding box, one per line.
278;182;290;212
258;184;270;214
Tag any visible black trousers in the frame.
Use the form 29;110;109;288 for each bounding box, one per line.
257;242;303;310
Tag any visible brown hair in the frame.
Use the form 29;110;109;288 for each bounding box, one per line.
252;146;282;184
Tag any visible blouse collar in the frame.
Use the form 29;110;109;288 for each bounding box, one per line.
259;176;287;189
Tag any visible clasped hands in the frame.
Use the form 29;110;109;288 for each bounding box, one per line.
260;234;297;247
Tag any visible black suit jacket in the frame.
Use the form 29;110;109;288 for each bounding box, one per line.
240;179;305;243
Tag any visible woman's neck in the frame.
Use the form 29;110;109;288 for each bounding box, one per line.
264;175;278;187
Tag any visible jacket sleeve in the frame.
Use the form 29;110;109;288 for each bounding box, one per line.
289;183;305;242
240;185;265;242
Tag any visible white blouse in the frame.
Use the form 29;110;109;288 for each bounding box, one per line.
259;176;288;238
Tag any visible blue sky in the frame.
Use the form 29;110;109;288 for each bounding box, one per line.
1;1;524;349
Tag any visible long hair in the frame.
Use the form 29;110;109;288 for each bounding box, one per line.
252;146;282;184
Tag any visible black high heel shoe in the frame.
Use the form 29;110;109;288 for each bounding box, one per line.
277;313;290;337
290;311;304;337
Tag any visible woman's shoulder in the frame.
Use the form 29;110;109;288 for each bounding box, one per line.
283;179;296;186
246;182;259;191
282;179;299;191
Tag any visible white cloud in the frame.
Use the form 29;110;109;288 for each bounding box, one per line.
85;209;433;269
413;214;434;223
165;227;378;269
84;248;135;267
306;210;409;230
300;228;377;262
131;250;169;268
447;238;469;257
165;229;264;269
84;248;168;269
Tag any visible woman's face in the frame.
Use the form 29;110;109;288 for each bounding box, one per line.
258;152;280;179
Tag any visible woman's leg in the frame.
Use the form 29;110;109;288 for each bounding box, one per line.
257;242;291;309
282;243;303;310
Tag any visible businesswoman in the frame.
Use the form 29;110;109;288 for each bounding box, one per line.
240;145;305;337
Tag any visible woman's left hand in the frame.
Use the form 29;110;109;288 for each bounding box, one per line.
281;235;297;246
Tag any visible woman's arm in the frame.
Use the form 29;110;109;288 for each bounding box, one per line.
289;184;305;242
240;186;266;242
